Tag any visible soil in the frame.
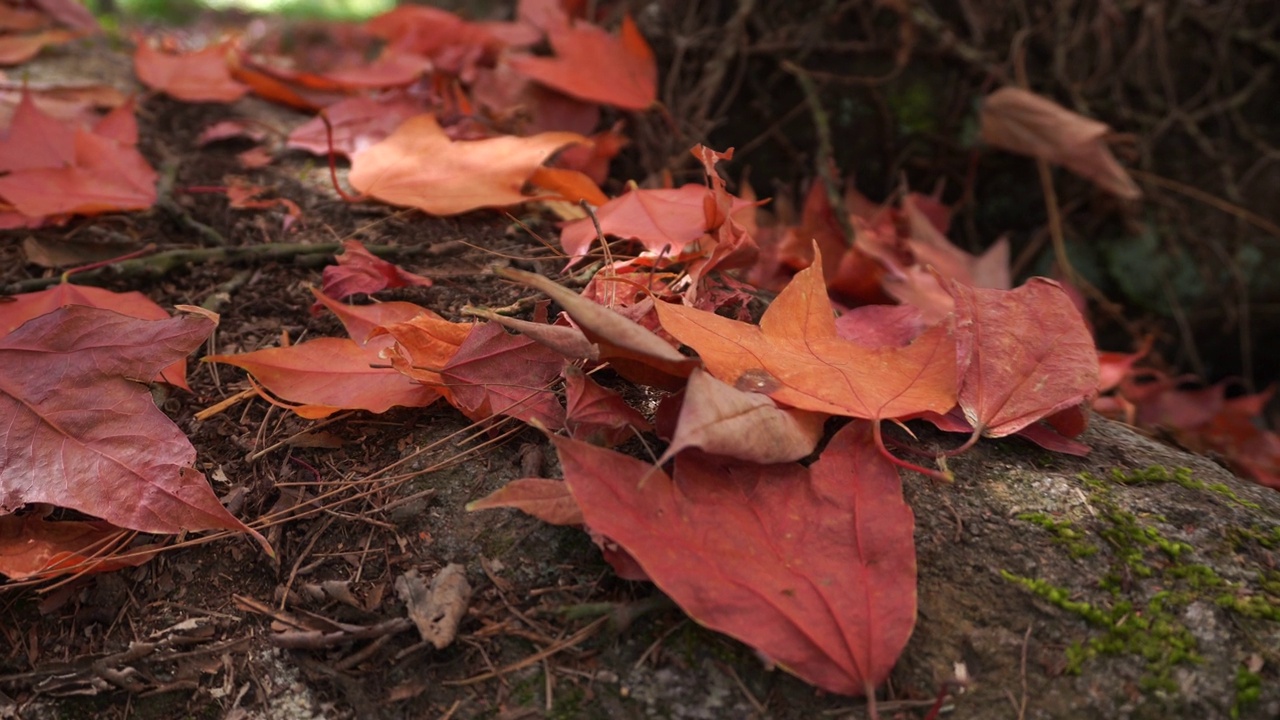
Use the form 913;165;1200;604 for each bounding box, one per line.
2;21;1280;720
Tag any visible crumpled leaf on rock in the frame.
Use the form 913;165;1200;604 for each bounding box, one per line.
657;368;825;465
950;278;1098;438
655;246;957;422
555;420;916;696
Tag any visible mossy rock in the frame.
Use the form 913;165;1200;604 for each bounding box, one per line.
897;417;1280;719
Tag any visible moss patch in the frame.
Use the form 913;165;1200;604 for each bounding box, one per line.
1003;466;1280;695
1233;667;1262;719
1001;571;1199;692
1107;465;1259;509
1015;512;1099;558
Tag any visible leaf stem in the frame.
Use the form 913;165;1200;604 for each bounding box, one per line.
872;421;954;482
319;110;368;203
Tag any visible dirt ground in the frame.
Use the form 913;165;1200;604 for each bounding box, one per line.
3;12;1280;720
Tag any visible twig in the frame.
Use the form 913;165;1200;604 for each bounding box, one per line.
781;60;855;248
271;618;415;650
4;242;420;293
155;158;229;247
1011;31;1079;290
442;616;608;687
200;269;253;313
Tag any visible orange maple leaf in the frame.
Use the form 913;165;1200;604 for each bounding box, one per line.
655;246;958;422
348;113;587;216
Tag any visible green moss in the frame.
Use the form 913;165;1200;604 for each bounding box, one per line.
1001;571;1200;691
1108;466;1259;509
1215;592;1280;622
1005;467;1279;696
1233;667;1262;718
1166;563;1226;590
1016;512;1099;558
1227;524;1280;551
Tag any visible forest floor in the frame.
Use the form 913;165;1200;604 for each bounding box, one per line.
2;6;1280;720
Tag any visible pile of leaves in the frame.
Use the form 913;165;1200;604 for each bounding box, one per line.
1;0;1276;702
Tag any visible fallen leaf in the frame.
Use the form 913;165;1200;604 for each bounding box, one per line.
302;49;431;91
0;306;263;545
308;288;428;344
901;193;1010;291
528;165;608;206
0;88;74;172
227;57;341;110
205;337;440;419
317;239;431;305
1097;337;1152;392
655;247;957;421
465;306;598;362
395;565;472;649
466;478;584;525
225;179;301;226
980;86;1140;199
772;178;896;305
1121;371;1224;431
440;322;566;428
0;283;191;389
0;513;160;580
133;40;249;103
0;82;127;130
554;125;627;184
915;407;1091;457
556;420;916;695
0;29;77;66
558;184;757;264
950;279;1098;438
0;94;156;219
91;96;139;145
563;364;651;447
833;304;927;348
286;96;423;157
31;0;99;32
365;4;503;62
0;6;47;32
348;113;587;216
500;267;698;387
658;368;825;465
197;119;267;146
508;14;655;110
375;312;474;394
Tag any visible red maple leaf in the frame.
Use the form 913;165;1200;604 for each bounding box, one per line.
0;306;264;547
